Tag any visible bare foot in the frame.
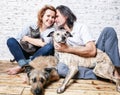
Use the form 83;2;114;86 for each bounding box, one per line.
114;70;120;79
113;70;120;92
22;74;28;84
6;66;23;75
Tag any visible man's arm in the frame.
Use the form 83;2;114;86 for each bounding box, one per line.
54;41;97;57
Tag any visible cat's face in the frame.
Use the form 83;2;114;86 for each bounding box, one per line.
30;27;40;38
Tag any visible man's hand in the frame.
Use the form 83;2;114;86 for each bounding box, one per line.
54;41;69;52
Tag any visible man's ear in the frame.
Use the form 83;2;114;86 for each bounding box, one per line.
66;31;73;37
47;31;54;37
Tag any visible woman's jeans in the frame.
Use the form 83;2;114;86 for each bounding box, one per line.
7;38;54;67
57;27;120;79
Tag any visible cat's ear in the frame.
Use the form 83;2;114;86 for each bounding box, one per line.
29;26;34;31
36;27;39;31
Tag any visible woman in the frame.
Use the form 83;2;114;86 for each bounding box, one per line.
55;5;120;79
6;5;56;75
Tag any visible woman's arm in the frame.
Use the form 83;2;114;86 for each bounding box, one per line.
16;23;37;42
22;36;46;47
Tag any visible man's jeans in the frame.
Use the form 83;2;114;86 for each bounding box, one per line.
57;27;120;79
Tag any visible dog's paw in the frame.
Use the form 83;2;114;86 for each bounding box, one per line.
57;86;65;94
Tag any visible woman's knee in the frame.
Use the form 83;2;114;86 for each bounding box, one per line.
45;43;54;50
7;37;17;46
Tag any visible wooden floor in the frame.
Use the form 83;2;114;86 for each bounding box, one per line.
0;60;120;95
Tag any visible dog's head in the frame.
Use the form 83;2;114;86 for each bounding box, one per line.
27;68;55;95
48;29;72;44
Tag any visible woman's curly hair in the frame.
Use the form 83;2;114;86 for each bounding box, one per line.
37;5;56;28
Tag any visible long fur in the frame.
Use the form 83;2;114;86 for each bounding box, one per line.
27;56;59;95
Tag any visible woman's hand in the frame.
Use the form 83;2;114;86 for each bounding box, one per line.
21;36;29;42
21;36;46;47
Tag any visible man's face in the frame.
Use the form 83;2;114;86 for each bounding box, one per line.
55;10;66;27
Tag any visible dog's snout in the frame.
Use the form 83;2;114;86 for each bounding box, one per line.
62;36;65;39
62;36;66;41
34;88;42;95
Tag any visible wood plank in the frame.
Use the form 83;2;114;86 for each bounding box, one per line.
0;73;29;87
22;87;33;95
22;88;120;95
0;85;24;95
0;60;119;95
0;79;30;87
46;83;116;91
50;78;114;85
44;90;120;95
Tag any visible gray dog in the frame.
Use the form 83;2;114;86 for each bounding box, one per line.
48;29;120;94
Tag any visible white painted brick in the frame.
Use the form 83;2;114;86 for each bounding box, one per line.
0;0;120;60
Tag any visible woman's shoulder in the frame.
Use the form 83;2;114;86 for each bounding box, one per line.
46;26;56;32
22;22;38;29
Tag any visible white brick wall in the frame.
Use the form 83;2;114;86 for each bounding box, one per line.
0;0;120;60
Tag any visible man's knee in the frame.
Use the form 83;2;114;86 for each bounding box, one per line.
57;63;68;77
103;27;116;34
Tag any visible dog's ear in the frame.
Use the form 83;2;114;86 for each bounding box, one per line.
44;68;52;80
47;31;54;37
44;68;53;73
66;31;73;37
44;68;56;81
24;65;34;78
27;70;31;78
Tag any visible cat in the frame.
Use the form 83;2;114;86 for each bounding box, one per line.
20;26;40;54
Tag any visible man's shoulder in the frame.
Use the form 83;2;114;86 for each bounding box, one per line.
75;22;88;27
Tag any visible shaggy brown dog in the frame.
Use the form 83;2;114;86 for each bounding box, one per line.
27;56;59;95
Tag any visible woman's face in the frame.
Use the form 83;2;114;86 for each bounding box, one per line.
42;9;56;28
55;10;67;27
